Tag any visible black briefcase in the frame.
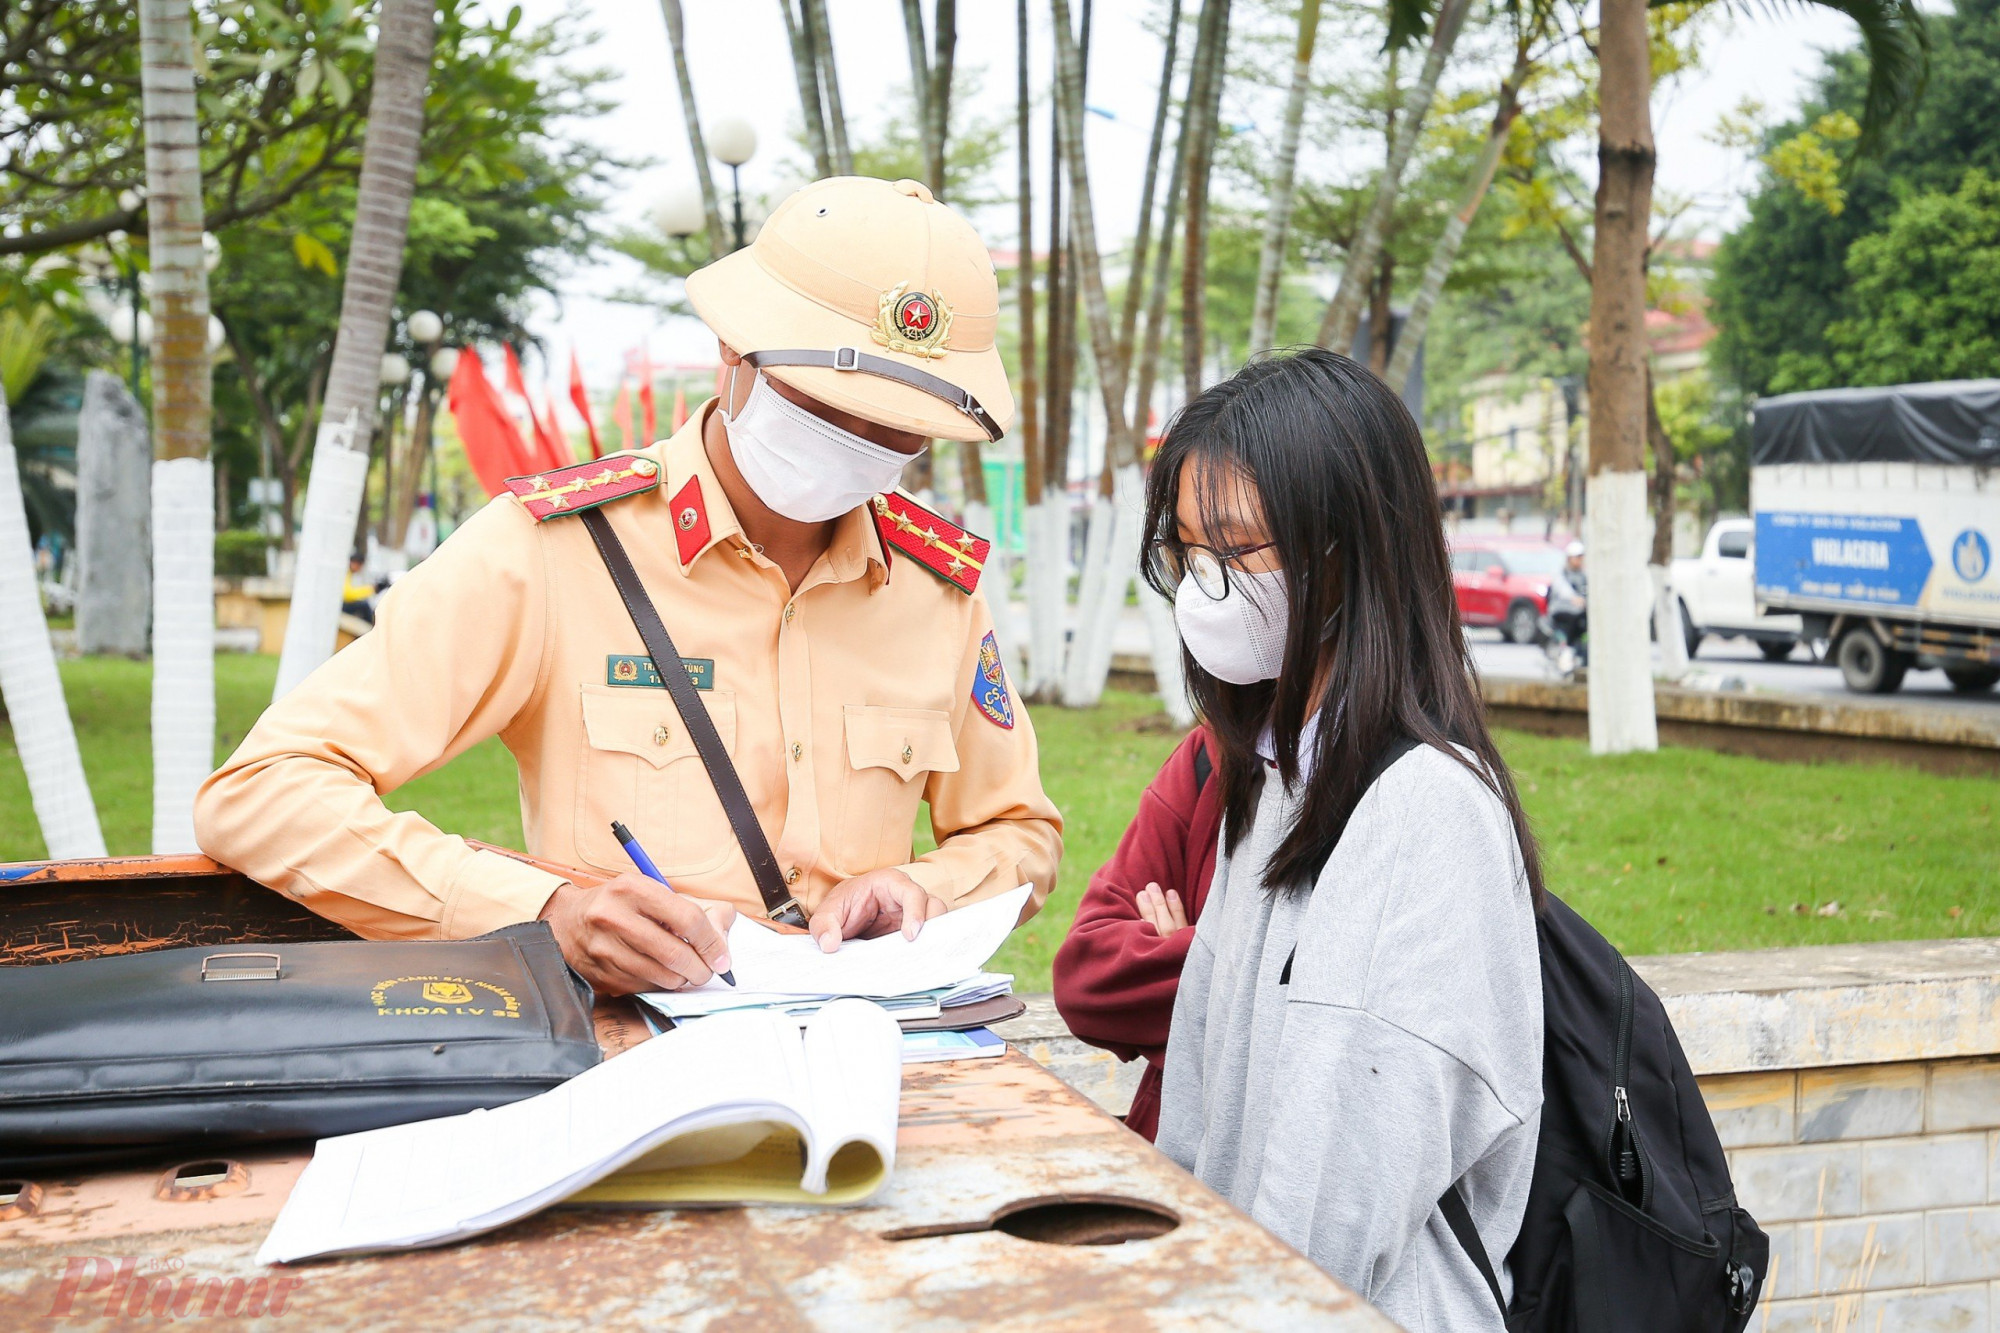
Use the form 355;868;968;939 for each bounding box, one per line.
0;923;600;1173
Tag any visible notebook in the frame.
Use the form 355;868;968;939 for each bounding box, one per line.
900;1027;1006;1064
257;1000;901;1264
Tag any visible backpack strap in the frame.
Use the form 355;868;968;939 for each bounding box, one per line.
1439;1182;1507;1317
580;508;808;929
1191;733;1213;796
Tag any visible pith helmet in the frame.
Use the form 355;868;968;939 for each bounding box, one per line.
684;176;1014;443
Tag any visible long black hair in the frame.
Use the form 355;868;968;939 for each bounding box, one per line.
1141;347;1545;903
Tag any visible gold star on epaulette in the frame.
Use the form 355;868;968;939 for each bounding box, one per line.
955;531;977;551
546;492;569;509
921;527;941;548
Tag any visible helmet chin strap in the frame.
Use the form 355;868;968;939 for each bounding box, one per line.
740;346;1004;442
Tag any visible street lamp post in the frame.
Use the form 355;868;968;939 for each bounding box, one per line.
709;117;759;253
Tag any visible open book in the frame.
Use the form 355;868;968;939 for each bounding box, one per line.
258;1000;902;1265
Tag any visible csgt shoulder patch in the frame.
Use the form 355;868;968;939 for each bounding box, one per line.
972;631;1015;729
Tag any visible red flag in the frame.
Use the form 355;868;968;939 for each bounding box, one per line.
613;381;634;451
639;351;657;444
447;350;537;497
533;391;572;469
502;346;565;470
671;384;688;432
567;350;602;459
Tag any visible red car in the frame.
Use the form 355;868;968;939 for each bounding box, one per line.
1448;538;1569;643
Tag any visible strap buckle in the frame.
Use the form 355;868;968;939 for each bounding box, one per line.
832;346;860;371
770;899;809;930
201;952;281;982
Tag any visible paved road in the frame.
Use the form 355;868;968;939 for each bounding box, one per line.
1466;628;2000;719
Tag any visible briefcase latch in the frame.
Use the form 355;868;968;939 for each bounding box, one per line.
201;952;281;982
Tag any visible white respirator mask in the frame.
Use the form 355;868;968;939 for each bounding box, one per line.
722;366;921;522
1173;567;1293;685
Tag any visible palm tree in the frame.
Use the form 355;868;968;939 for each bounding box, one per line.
1315;0;1473;354
778;1;832;178
1583;0;1925;753
659;0;727;260
1049;0;1191;718
273;0;438;701
1247;0;1323;355
1383;12;1545;394
804;0;853;175
0;382;105;858
137;0;216;852
1179;0;1231;401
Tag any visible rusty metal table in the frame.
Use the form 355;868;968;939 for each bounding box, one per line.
0;857;1398;1330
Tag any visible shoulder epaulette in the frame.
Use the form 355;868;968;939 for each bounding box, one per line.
871;492;990;595
504;454;661;522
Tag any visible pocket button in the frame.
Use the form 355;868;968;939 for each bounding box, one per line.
653;725;671;746
900;743;913;765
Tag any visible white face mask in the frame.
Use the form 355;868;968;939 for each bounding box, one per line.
723;368;921;522
1174;566;1291;684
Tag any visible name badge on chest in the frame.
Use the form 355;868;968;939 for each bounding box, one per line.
606;654;714;691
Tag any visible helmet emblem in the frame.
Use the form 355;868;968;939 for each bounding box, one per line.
873;282;953;359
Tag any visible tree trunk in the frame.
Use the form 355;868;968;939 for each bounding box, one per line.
660;0;728;259
1247;0;1322;355
1315;0;1472;353
1115;0;1182;418
0;383;106;857
137;0;214;853
1646;366;1676;567
1017;0;1058;697
1584;0;1659;753
805;0;852;175
274;0;437;702
779;0;832;178
926;0;957;196
1384;53;1526;394
1180;0;1232;403
901;0;932;174
388;375;438;550
1366;260;1395;375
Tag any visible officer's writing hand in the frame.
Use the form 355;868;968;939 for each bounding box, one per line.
1134;882;1190;937
538;875;735;994
810;868;948;954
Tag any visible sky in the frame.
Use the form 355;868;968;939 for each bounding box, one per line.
508;0;1865;414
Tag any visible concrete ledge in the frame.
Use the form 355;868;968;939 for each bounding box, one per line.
1483;677;2000;776
1006;937;2000;1110
1636;939;2000;1076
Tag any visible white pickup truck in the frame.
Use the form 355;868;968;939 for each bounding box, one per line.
1670;518;1808;661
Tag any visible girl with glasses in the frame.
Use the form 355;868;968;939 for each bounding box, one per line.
1144;348;1545;1331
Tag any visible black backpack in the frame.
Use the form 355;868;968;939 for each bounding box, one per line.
1346;737;1770;1330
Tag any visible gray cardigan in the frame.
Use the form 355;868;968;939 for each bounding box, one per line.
1157;744;1543;1332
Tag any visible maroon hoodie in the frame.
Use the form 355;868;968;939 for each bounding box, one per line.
1052;727;1224;1140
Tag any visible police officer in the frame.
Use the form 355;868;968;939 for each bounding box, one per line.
195;177;1062;995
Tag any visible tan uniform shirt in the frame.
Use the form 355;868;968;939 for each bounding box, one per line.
195;408;1062;939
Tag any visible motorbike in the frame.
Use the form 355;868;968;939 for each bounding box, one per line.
1540;576;1588;680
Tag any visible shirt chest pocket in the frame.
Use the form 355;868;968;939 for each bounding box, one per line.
575;684;738;878
829;705;959;877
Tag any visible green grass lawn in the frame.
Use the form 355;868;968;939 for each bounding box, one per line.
5;656;1995;989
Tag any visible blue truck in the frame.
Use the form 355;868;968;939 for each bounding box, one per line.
1751;380;2000;694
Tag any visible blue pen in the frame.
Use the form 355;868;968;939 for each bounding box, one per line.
610;821;735;986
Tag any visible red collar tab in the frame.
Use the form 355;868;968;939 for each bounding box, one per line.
505;454;661;522
871;493;988;596
669;475;712;567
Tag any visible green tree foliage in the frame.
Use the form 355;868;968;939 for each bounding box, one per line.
1711;0;2000;395
4;1;617;538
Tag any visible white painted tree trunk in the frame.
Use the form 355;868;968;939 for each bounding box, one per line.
1062;492;1117;704
1651;563;1688;680
1140;582;1192;726
0;387;106;858
963;499;1024;682
274;0;436;699
1585;471;1658;754
1019;500;1061;696
137;0;215;853
150;457;214;851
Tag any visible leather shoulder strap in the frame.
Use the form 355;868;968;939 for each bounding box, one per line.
579;509;806;927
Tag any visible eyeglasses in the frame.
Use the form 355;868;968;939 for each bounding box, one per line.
1149;539;1279;601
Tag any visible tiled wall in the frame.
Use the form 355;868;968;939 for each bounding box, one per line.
1704;1057;2000;1331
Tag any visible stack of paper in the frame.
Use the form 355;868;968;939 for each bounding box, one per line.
640;885;1030;1064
